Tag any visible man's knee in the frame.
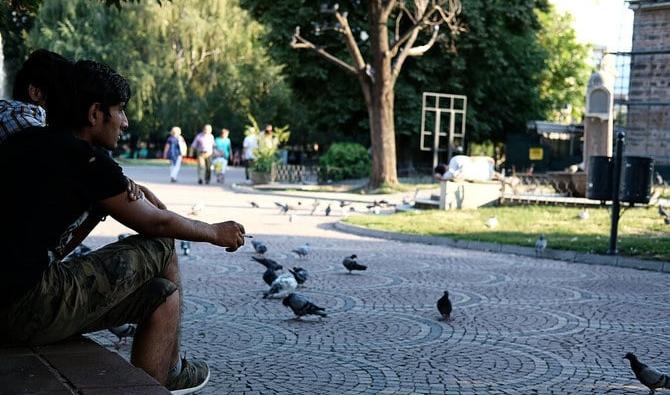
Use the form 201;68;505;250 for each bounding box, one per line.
143;278;178;322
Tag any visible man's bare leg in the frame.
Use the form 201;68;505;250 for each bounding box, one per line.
130;252;181;384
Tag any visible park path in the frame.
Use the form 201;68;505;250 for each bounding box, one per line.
86;165;669;394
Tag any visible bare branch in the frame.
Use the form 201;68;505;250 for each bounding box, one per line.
291;26;357;75
406;25;440;57
388;4;439;57
333;11;366;71
382;0;399;20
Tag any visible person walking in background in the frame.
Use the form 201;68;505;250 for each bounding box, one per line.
190;124;215;184
162;126;187;183
258;123;278;151
213;128;232;184
242;130;258;180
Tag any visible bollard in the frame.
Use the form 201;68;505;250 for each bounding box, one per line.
608;131;625;255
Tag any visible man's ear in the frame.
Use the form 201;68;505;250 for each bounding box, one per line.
27;84;45;106
87;103;102;126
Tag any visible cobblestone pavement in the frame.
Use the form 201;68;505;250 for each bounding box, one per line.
87;166;670;394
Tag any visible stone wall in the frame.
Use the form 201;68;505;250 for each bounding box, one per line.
627;3;670;168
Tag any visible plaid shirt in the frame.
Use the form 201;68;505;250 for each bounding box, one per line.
0;100;46;142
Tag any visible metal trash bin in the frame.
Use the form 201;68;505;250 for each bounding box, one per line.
586;156;612;201
620;156;654;204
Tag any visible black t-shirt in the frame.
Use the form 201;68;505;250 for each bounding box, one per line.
0;126;128;306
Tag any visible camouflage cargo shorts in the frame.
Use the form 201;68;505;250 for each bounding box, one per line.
1;235;177;345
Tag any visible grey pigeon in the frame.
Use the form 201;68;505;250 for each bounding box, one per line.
289;267;308;285
624;352;670;394
262;268;278;286
535;234;547;257
109;324;136;348
292;243;310;259
437;291;453;321
263;272;298;299
275;202;289;214
250;201;260;208
180;240;191;256
252;256;283;271
282;293;327;318
325;204;332;216
342;255;367;273
251;240;268;255
70;244;92;258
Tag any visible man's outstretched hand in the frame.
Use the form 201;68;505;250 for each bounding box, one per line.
213;221;246;252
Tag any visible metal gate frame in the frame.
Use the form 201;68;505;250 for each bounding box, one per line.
419;92;467;168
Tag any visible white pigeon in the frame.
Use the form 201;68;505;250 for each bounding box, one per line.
189;202;205;216
535;234;547;256
263;272;298;299
485;216;498;229
292;243;310;259
578;209;589;220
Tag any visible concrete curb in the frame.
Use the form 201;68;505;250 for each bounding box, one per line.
333;221;669;273
229;183;403;204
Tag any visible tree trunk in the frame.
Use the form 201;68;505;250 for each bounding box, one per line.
367;1;398;189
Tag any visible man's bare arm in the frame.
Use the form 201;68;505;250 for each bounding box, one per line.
99;190;244;251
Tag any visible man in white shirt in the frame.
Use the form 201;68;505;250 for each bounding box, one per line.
242;132;258;180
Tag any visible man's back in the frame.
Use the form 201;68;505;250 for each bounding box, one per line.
0;126;127;304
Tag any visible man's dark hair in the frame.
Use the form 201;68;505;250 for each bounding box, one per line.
12;49;74;126
434;164;448;176
71;60;131;129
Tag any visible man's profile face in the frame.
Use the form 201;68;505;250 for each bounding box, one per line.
95;103;128;150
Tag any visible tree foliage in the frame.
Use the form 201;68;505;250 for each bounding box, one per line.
22;0;292;144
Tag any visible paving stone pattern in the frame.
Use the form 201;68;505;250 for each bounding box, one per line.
86;166;670;394
91;234;670;394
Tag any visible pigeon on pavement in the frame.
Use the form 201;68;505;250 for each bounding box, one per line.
180;240;191;256
189;202;204;216
252;256;283;271
251;240;268;255
292;243;310;259
282;293;327;318
275;202;289;214
289;267;308;285
263;268;278;287
325;204;332;216
437;291;453;321
624;352;670;395
263;272;298;299
109;324;136;348
535;234;547;257
250;201;260;208
342;255;367;273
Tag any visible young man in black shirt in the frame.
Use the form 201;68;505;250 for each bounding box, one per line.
0;60;244;394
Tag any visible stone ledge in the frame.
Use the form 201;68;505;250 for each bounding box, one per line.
333;221;669;273
0;336;169;395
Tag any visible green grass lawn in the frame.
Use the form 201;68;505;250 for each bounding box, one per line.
345;205;670;261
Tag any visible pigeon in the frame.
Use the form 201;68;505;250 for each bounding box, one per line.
325;204;332;216
180;240;191;256
289;267;308;285
251;240;268;255
578;209;589;220
282;293;327;318
339;201;351;209
252;256;283;271
263;272;298;299
262;268;278;286
292;243;310;259
437;291;453;321
535;234;547;257
310;199;320;215
70;244;92;258
342;254;367;273
624;352;670;395
250;201;260;208
117;233;133;241
275;202;289;214
109;324;136;348
485;216;498;229
189;202;204;216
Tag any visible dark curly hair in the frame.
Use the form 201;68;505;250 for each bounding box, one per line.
71;60;131;129
12;49;74;127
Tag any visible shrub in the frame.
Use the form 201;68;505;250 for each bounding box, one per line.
319;143;370;181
